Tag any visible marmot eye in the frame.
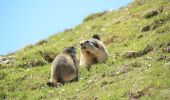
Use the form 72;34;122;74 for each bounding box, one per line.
71;47;75;50
92;42;99;48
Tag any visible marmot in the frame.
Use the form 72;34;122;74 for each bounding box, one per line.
47;46;78;86
80;34;109;70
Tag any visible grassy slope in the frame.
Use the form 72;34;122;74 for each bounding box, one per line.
1;0;170;99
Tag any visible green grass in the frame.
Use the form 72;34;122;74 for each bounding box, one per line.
1;0;170;99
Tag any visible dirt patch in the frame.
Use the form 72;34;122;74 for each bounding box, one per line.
122;45;153;59
116;61;142;75
159;41;170;48
138;45;153;56
121;51;138;59
151;19;166;30
116;64;129;75
156;25;170;34
157;55;170;61
141;25;150;32
159;42;170;53
142;7;163;19
141;16;169;32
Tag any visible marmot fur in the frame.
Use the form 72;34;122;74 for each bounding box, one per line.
80;34;108;70
47;47;78;86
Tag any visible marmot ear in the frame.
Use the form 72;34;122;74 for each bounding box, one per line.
71;46;76;52
92;34;100;40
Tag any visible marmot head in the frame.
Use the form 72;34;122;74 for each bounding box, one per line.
80;34;100;53
63;46;76;55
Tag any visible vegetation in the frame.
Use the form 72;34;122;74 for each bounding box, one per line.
0;0;170;99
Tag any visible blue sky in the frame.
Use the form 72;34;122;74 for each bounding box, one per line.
0;0;132;55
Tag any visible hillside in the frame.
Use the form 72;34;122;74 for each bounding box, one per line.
0;0;170;99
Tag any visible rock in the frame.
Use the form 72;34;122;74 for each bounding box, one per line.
0;56;15;64
122;45;153;59
0;57;7;61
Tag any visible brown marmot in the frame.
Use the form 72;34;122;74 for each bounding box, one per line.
47;46;78;86
80;34;109;70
